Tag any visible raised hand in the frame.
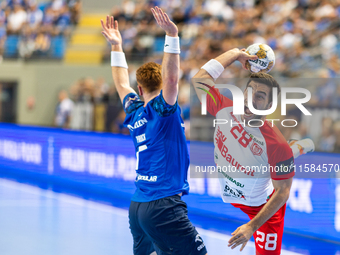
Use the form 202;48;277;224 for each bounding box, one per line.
100;16;122;46
151;6;178;37
237;48;258;70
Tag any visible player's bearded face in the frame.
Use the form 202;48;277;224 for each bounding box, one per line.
242;82;272;122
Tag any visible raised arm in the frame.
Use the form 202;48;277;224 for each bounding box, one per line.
192;49;258;102
101;16;136;103
151;6;179;106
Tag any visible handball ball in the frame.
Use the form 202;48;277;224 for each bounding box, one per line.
245;43;275;73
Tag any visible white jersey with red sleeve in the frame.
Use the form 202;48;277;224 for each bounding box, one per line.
206;86;295;207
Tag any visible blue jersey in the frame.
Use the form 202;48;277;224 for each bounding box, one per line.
123;91;190;202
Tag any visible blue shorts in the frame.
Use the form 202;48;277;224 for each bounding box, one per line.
129;195;207;255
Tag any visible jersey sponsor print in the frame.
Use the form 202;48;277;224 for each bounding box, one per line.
206;87;295;207
123;91;189;202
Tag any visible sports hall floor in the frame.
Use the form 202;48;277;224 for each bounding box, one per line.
0;178;339;255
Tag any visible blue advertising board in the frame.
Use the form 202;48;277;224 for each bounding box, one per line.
0;124;339;242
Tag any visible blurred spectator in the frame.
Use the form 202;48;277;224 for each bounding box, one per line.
309;69;335;107
18;25;35;58
313;0;336;20
50;0;65;12
26;95;35;110
2;0;78;59
67;0;81;25
94;77;109;102
26;1;43;30
204;0;234;20
69;77;94;130
7;4;27;34
100;0;340;82
0;19;5;61
320;32;337;60
54;5;71;36
331;83;340;108
34;31;50;55
105;86;126;133
122;0;135;20
317;117;336;152
54;90;73;128
93;77;109;132
333;120;340;153
61;77;131;134
0;6;5;20
2;0;27;9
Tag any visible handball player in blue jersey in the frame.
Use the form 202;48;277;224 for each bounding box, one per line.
101;6;208;255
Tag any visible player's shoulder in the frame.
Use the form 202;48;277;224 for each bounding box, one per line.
259;120;290;152
123;93;144;114
149;90;178;117
260;121;294;179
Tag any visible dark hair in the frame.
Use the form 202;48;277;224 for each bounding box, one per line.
246;73;280;103
136;62;162;93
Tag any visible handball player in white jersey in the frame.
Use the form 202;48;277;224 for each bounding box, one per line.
192;48;314;255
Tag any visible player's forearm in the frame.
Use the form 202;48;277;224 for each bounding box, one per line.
111;44;123;52
162;52;179;87
111;67;131;103
192;49;240;102
214;48;240;69
247;190;289;232
193;48;239;80
111;45;132;102
161;51;179;104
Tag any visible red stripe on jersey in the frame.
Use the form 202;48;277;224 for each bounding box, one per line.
260;121;295;180
206;87;233;116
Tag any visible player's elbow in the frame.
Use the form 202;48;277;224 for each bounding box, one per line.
193;70;204;79
283;191;290;203
277;187;290;203
164;77;178;87
192;72;200;79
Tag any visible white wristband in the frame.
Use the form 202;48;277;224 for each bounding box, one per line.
111;51;128;69
164;35;180;54
201;59;225;81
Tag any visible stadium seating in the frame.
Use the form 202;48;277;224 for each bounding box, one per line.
50;36;66;59
4;35;19;58
64;14;106;64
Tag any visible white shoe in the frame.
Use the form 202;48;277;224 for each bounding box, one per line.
289;138;315;159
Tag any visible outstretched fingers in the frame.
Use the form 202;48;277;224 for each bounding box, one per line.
153;6;169;25
101;16;118;31
151;8;158;23
106;15;110;29
151;7;162;25
240;242;247;252
100;19;106;30
101;31;109;41
111;16;114;29
158;7;169;23
156;6;166;23
163;12;170;23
